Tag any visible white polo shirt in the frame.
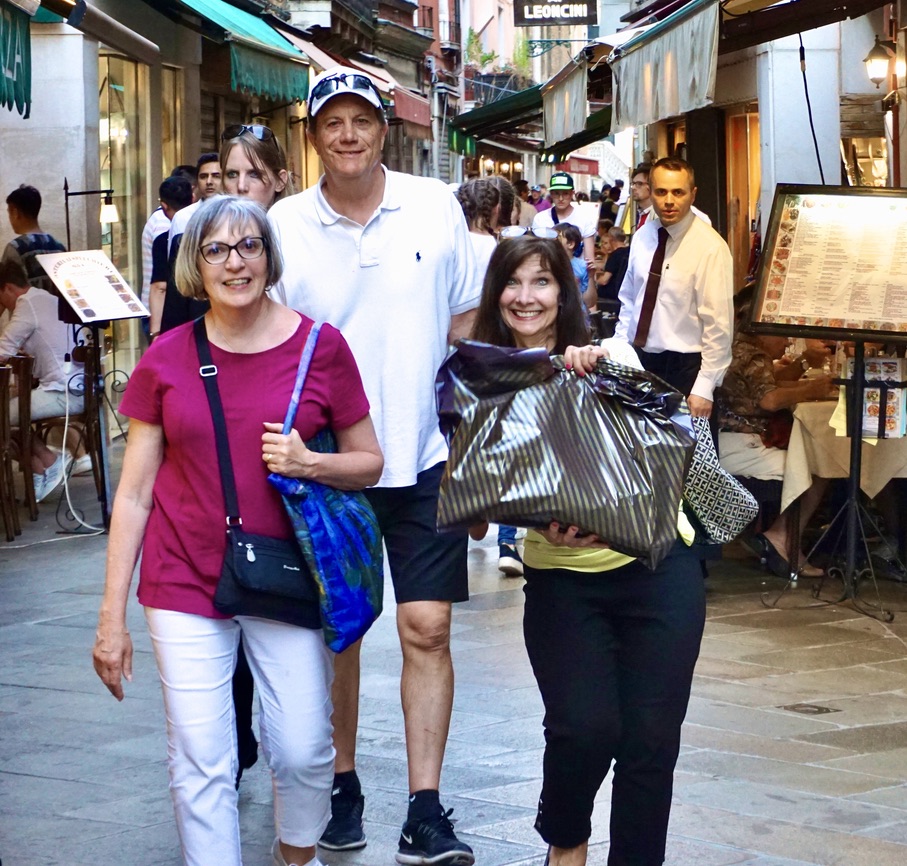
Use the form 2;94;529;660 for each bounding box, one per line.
532;201;598;238
269;168;481;487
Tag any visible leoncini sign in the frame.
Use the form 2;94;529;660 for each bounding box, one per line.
514;3;597;27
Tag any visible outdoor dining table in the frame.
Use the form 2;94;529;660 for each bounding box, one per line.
782;399;907;513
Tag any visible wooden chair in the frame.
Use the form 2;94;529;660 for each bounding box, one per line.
9;354;38;521
0;366;20;541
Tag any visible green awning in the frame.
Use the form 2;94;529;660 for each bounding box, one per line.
540;107;612;163
451;85;543;140
448;127;477;157
1;0;31;118
178;0;309;101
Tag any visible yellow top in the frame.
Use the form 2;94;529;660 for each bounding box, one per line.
522;510;696;573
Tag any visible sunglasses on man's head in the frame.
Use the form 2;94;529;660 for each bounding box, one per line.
311;73;383;104
221;124;277;146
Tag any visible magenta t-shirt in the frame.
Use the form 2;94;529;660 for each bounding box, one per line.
120;314;370;618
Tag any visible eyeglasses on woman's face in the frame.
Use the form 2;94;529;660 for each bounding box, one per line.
199;236;267;265
499;226;558;240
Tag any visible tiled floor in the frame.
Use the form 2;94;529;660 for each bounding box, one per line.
3;467;907;865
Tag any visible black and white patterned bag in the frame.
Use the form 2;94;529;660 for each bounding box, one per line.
683;415;759;544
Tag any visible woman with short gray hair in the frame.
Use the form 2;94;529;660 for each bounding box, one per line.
92;195;383;866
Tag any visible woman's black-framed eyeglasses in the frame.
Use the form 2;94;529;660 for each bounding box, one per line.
199;236;267;265
220;124;277;146
499;226;558;240
310;72;384;105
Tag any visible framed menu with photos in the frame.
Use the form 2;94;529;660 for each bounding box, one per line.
748;184;907;342
36;250;149;324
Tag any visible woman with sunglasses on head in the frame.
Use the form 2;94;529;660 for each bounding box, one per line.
221;123;294;209
220;122;293;788
92;196;383;866
468;234;705;866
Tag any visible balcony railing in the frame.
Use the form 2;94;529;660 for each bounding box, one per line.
438;20;461;45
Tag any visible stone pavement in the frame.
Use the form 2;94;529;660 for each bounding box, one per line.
4;464;907;865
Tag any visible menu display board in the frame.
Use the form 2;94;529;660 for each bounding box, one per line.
749;184;907;342
36;250;149;324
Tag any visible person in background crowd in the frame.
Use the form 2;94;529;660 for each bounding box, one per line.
456;176;526;579
532;173;596;268
220;121;295;789
530;184;551;213
554;223;594;310
196;152;224;200
574;191;589;203
1;184;66;293
148;176;193;338
469;234;705;866
513;179;537;227
616;157;733;417
269;66;479;866
92;195;383;866
222;124;292;209
0;259;83;502
596;227;629;315
598;185;621;227
630;164;653;229
140;166;197;325
718;288;835;578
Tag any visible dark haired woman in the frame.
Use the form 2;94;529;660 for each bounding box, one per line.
470;235;705;866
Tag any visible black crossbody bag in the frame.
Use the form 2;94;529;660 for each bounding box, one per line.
194;318;320;628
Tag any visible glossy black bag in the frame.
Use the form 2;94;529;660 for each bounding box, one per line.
435;340;695;569
213;526;321;628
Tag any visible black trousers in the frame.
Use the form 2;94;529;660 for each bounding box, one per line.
522;541;706;863
633;349;701;398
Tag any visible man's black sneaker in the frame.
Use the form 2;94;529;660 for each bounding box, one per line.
318;788;366;851
395;807;475;865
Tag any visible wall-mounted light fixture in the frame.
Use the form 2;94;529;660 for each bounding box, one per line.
864;34;896;89
63;177;119;249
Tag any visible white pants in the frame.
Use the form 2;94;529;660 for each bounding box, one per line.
144;608;334;866
718;431;787;481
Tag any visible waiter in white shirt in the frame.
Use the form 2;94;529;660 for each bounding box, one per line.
615;157;733;418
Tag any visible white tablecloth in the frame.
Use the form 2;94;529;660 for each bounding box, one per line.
781;401;907;511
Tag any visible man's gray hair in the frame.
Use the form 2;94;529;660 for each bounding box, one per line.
174;196;283;300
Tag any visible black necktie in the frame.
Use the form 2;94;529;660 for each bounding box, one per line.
633;227;670;349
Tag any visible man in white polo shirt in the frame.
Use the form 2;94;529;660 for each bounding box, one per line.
269;66;480;866
532;171;597;266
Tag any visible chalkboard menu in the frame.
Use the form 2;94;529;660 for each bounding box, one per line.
749;184;907;342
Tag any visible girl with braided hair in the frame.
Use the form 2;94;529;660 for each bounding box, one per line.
455;175;526;577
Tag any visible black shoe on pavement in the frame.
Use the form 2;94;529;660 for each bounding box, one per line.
319;788;366;851
395;807;475;865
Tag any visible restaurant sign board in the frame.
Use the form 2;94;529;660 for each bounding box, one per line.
514;3;597;27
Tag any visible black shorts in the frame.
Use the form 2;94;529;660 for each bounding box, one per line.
364;462;469;604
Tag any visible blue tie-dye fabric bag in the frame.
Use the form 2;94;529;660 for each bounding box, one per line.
268;323;384;652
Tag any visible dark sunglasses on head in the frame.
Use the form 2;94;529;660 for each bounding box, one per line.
221;124;276;145
311;72;383;104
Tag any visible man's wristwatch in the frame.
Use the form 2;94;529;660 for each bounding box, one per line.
799;356;810;373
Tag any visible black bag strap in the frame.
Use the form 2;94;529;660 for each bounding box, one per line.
194;317;242;526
